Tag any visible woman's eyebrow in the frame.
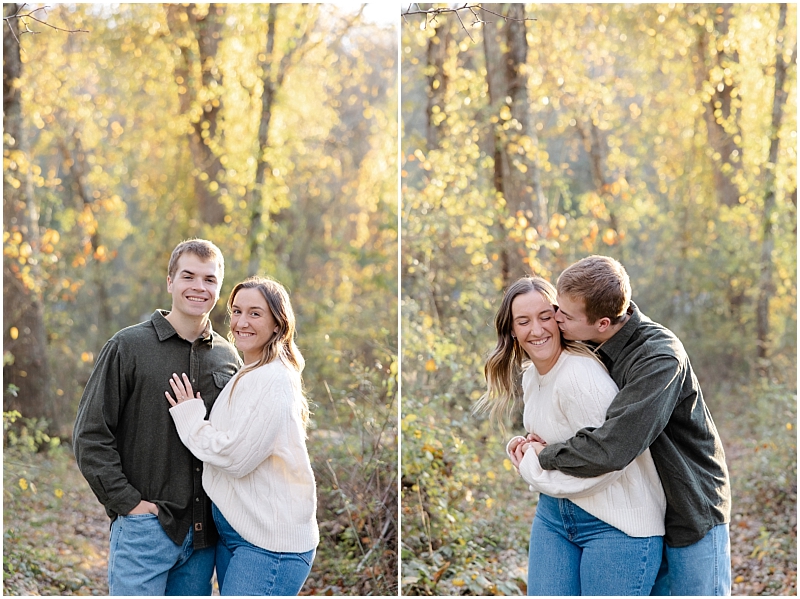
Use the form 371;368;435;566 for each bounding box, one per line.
231;303;264;311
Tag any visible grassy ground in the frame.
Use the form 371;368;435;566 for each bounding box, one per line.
401;385;797;596
3;390;795;596
3;356;398;596
3;445;108;595
3;436;397;596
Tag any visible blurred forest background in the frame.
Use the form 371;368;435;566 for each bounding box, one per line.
3;3;397;595
401;3;796;596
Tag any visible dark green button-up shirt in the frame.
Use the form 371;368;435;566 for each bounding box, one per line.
73;310;241;547
538;302;731;547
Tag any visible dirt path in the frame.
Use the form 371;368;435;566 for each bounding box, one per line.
725;438;797;596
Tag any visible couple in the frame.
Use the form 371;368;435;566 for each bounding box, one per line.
477;256;731;596
73;239;318;596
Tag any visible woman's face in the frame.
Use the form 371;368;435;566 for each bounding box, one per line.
511;290;562;373
230;287;280;364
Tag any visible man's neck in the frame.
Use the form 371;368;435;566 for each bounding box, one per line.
165;311;210;342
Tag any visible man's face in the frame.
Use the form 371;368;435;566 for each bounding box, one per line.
167;253;222;320
554;293;601;342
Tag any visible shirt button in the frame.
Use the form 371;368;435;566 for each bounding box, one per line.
196;467;201;472
195;497;200;502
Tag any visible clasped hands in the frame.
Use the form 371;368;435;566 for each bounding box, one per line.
507;432;547;470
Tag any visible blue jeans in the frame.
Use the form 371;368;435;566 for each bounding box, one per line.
212;504;315;596
528;494;663;596
650;523;731;596
108;513;215;596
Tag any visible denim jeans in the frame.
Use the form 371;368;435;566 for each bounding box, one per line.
212;504;315;596
528;494;663;596
108;513;215;596
650;523;731;596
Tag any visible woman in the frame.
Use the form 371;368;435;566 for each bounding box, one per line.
475;276;665;596
166;276;318;596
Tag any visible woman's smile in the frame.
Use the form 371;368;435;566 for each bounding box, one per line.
511;291;562;374
230;288;280;364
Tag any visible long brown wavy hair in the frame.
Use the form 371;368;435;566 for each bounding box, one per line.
226;276;309;428
474;276;601;429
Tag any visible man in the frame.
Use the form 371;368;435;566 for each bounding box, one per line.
532;255;731;596
73;239;241;595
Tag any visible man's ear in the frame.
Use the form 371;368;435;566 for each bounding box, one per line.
596;317;612;333
167;276;173;293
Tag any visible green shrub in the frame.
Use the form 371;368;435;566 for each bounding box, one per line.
304;352;398;595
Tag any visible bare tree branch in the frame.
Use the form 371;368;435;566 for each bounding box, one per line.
402;3;535;42
3;3;88;44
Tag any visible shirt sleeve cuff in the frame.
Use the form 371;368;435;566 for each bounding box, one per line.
537;443;558;470
106;486;143;516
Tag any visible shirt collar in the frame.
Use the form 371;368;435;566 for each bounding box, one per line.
151;310;215;344
598;301;640;364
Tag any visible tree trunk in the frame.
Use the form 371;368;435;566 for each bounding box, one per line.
483;4;547;285
426;22;449;150
246;5;320;274
692;4;743;208
3;4;53;422
505;3;547;233
247;3;279;275
166;3;227;225
755;3;795;376
58;133;114;343
576;119;622;251
482;5;513;286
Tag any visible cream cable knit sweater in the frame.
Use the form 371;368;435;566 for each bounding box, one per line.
515;351;666;538
170;358;319;553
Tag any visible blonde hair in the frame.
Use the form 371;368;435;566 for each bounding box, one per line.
474;276;602;429
226;276;309;428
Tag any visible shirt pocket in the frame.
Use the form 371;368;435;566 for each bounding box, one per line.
201;369;237;415
212;370;234;390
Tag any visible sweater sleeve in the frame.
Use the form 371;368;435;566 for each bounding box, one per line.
170;366;296;479
539;354;684;477
72;339;142;515
517;449;623;498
